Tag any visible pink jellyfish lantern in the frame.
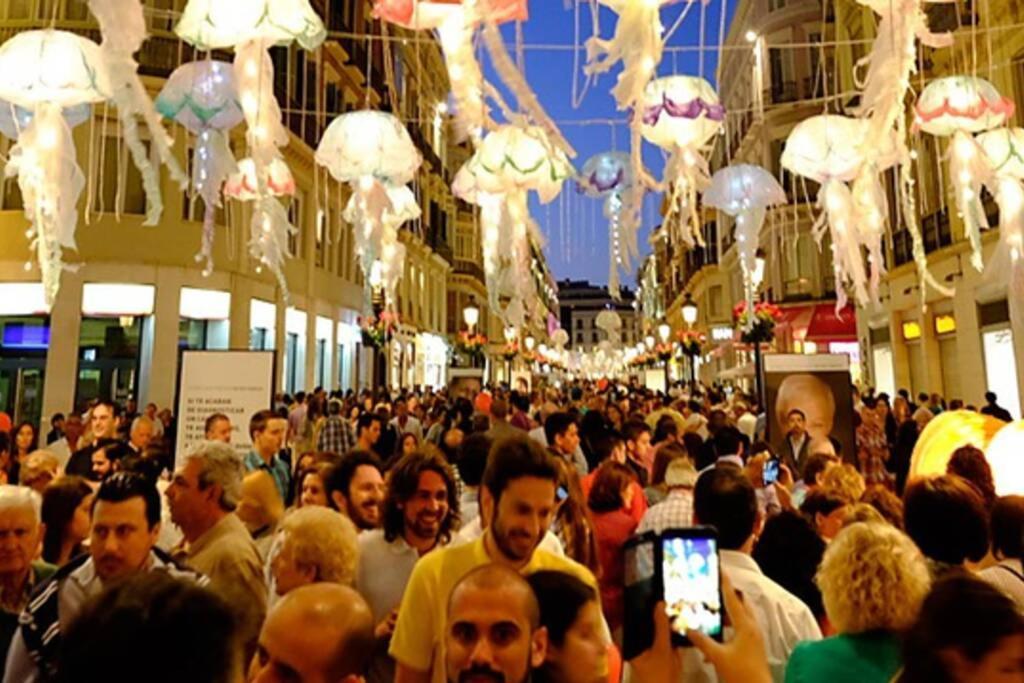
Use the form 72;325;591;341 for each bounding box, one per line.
373;0;527;143
176;0;327;300
915;75;1014;271
639;75;724;247
703;164;786;313
578;151;638;296
782;115;898;310
156;60;244;276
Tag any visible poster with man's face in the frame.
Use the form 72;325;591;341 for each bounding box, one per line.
764;354;855;469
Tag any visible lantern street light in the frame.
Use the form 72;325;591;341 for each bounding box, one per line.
503;325;517;343
502;325;517;385
645;335;655;350
682;293;698;327
752;249;767;289
751;248;768;409
525;335;536;352
658;322;672;393
463;297;480;333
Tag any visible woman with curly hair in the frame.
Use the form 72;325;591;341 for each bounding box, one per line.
784;522;932;682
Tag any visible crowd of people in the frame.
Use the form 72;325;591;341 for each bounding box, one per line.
0;379;1019;683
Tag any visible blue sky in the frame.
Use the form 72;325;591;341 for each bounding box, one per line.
484;0;736;286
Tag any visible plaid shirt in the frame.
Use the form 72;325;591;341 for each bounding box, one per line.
637;488;694;535
317;416;356;455
857;422;893;487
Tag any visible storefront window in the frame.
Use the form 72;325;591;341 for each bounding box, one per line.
983;327;1021;419
76;317;143;410
0;316;48;428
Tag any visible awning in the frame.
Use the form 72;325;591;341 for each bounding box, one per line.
776;304;815;336
806;304;857;343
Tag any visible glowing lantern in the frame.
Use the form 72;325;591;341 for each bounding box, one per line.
224;158;296;201
639;76;724;247
915;76;1015;271
782;115;897;310
982;420;1024;495
975;128;1024;311
373;0;528;144
578;151;638;296
452;124;572;326
0;100;91;140
0;30;111;308
703;164;786;314
176;0;327;299
595;310;623;345
908;410;1006;480
88;0;189;225
551;328;569;351
156;60;244;276
315;110;422;310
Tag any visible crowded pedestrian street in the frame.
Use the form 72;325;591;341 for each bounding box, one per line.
0;0;1022;682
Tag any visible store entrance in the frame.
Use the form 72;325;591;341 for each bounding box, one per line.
75;317;143;412
0;317;49;428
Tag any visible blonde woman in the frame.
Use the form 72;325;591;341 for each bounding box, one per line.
784;522;931;683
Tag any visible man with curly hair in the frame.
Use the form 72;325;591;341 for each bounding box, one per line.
357;450;459;683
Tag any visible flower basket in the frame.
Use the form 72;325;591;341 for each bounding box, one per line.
655;343;673;362
733;301;782;345
676;329;706;357
358;312;399;348
501;341;520;362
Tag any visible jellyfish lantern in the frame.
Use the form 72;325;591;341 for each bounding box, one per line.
914;76;1015;271
703;165;786;313
452;124;573;325
782;115;898;310
0;30;111;308
0;100;91;141
315;111;422;311
595;310;623;346
176;0;327;299
88;0;189;225
578;151;638;296
639;76;724;247
976;128;1024;312
373;0;528;143
156;60;244;276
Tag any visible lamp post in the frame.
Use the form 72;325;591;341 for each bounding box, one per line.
369;260;386;391
658;322;671;394
504;325;517;384
462;297;481;369
681;293;698;388
752;249;767;409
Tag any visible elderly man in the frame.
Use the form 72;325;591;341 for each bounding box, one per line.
269;506;359;597
247;583;375;683
444;565;548;683
0;487;55;657
128;416;155;454
3;473;205;683
166;440;267;654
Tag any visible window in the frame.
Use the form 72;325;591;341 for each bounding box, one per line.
287;190;305;258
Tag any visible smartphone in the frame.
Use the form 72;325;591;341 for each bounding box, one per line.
622;533;659;660
661;527;723;646
763;459;780;486
556;486;569;502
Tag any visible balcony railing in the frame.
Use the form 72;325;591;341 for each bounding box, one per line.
453;259;486;283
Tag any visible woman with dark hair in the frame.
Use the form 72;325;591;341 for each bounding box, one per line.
587;461;638;638
896;574;1024;683
903;474;989;577
946;445;997;509
527;570;619;683
753;511;827;625
41;476;93;566
978;495;1024;611
606;403;624;433
6;421;38;483
551;457;599;576
644;441;688;506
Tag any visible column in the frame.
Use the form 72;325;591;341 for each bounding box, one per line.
41;274;83;420
952;285;987;405
228;275;252;350
148;268;184;411
274;300;286;393
920;308;944;397
305;299;316;391
888;311;911;393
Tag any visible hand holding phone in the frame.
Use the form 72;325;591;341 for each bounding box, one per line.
762;459;780;486
661;527;723;646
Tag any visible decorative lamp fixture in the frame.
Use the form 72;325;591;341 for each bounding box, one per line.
504;325;518;343
578;151;638;296
156;60;244;276
595;309;624;345
525;335;536;352
0;30;111;308
753;249;767;288
645;335;655;350
463;298;480;332
681;293;698;326
639;76;724;247
658;322;671;344
315;111;422;312
176;0;327;301
703;164;785;314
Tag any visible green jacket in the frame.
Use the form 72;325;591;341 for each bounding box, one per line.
785;631;901;683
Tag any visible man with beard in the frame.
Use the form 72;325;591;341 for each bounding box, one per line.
326;450;385;531
357;451;460;683
444;565;547;683
390;436;598;683
3;473;205;683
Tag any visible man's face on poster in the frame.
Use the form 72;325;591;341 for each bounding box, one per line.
776;373;836;442
786;410;806;438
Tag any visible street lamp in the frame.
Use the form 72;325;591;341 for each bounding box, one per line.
503;325;517;343
645;335;655;350
682;293;698;327
752;249;767;289
658;322;671;394
463;298;480;333
751;248;768;409
368;260;386;390
525;335;535;352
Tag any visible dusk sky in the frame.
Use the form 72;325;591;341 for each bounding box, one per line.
486;0;736;287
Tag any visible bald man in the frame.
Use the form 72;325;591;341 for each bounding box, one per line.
444;564;548;683
248;584;374;683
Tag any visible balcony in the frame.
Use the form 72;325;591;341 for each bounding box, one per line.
453;258;486;283
892;208;953;267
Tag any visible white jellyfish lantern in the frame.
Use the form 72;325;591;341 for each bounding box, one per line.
977;128;1024;312
915;76;1015;271
703;165;786;313
0;30;111;308
595;309;623;346
578;151;638;295
315;111;422;310
176;0;327;299
639;76;724;247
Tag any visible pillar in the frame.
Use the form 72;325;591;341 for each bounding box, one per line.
228;276;252;350
920;308;945;398
147;268;183;411
42;274;83;419
952;284;987;405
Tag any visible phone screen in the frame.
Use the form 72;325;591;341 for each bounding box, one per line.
763;459;780;486
622;534;658;660
662;531;723;644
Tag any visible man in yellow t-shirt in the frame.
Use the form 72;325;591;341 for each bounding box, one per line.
390;435;599;683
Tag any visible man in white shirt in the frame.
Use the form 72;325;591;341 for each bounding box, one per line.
686;466;821;682
357;451;458;683
46;414;85;471
390;398;424;442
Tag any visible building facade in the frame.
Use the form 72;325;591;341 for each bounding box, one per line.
0;0;540;427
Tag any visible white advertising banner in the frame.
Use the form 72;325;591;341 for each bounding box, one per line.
175;350;275;467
